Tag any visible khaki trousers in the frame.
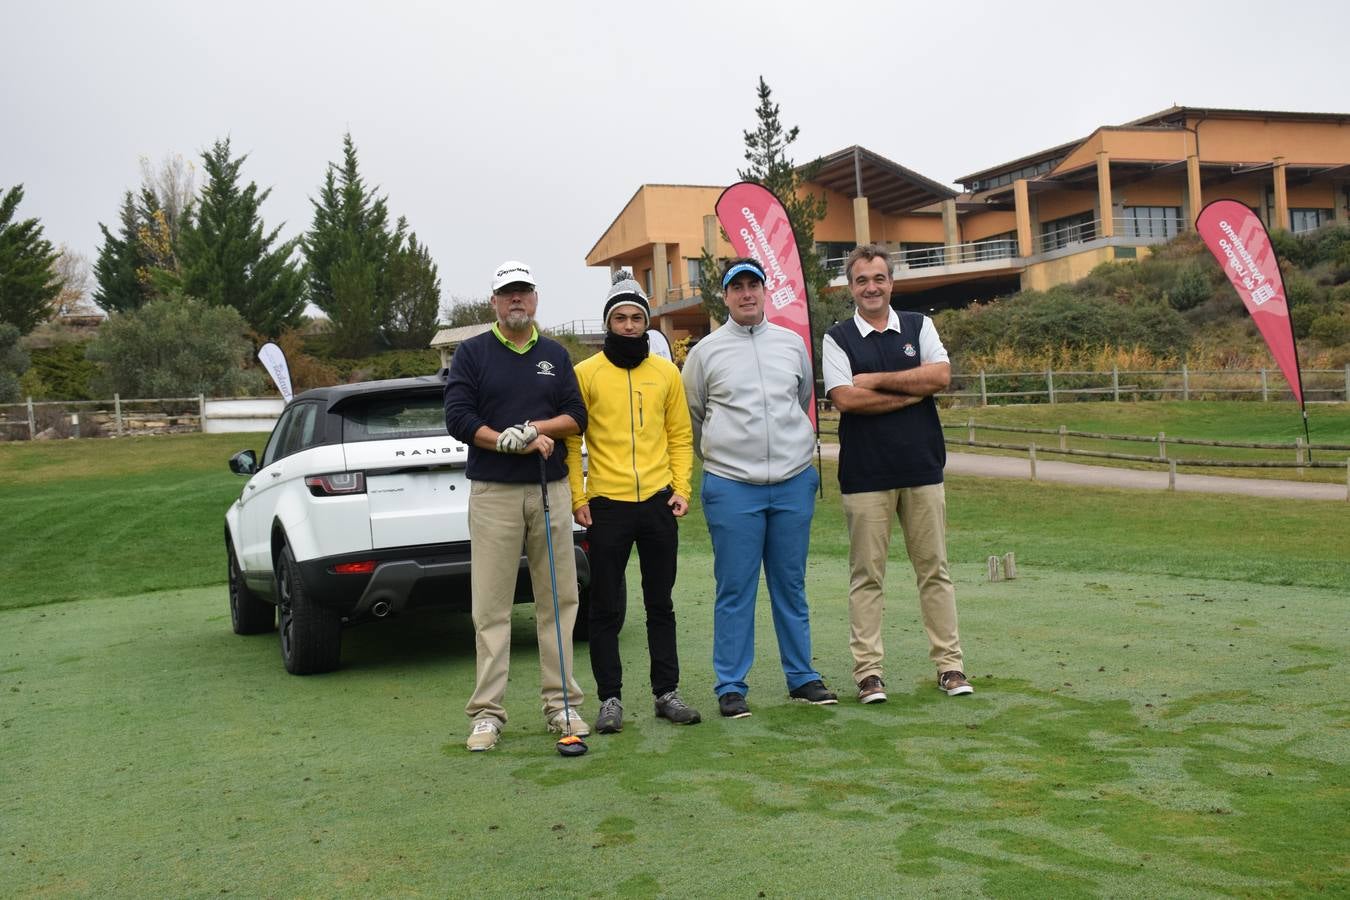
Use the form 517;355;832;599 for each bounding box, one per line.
841;482;963;682
465;478;583;725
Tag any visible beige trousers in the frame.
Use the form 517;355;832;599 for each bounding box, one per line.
465;478;583;725
841;482;963;682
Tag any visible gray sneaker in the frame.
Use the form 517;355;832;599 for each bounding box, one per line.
595;697;624;734
654;690;702;725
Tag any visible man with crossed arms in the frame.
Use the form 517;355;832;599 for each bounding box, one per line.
822;244;973;704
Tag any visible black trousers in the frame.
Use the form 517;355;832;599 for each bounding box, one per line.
587;488;681;700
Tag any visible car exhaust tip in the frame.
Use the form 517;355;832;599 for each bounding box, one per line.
372;601;391;618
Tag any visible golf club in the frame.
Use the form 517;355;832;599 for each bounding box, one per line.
539;452;588;758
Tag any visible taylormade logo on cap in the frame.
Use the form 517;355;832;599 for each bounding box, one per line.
492;260;537;292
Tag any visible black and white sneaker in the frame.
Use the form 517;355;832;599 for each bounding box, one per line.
718;692;751;718
595;697;623;734
789;680;838;705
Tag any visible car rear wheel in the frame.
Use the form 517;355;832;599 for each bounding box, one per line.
228;535;275;634
276;543;342;675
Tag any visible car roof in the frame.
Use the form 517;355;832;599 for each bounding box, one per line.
292;372;449;411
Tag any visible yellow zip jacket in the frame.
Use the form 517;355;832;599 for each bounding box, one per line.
565;351;693;511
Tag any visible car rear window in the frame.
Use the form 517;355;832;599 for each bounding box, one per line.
342;394;449;443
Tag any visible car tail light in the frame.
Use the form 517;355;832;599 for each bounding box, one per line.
332;560;377;575
305;471;366;496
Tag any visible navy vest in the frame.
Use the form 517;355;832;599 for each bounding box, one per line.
827;312;945;493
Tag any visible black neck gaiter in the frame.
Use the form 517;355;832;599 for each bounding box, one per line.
603;331;650;369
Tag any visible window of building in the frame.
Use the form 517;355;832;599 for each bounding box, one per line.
973;232;1018;260
968;157;1064;193
1122;206;1181;239
1290;208;1334;233
816;241;854;275
1039;212;1096;252
686;258;702;286
643;268;653;295
897;242;944;269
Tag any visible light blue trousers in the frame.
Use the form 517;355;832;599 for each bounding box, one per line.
701;467;822;697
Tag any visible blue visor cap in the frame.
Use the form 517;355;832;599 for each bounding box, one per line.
721;261;766;289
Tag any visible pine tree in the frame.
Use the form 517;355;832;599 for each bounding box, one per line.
93;192;152;314
177;138;307;336
0;184;61;334
737;77;830;307
696;247;728;324
384;232;442;349
304;133;404;354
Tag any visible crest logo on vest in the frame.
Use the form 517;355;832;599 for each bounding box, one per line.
536;361;556;376
903;343;917;358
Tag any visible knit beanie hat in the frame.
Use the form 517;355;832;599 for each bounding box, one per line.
603;270;651;326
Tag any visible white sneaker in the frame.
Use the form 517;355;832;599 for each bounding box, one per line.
466;718;500;751
547;708;590;737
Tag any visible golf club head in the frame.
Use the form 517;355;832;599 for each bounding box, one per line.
556;734;588;757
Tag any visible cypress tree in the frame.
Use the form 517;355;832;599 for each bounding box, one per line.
304;133;406;355
384;231;442;349
93;191;152;314
177;138;306;336
0;184;61;333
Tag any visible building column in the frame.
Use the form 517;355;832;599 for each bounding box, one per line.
942;198;959;264
703;214;719;257
1096;151;1114;238
1014;179;1034;257
853;196;871;246
1273;157;1289;232
609;261;620;277
1186;154;1203;229
652;242;669;307
1334;181;1348;224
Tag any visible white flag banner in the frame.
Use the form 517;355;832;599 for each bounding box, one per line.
257;342;294;403
649;329;673;362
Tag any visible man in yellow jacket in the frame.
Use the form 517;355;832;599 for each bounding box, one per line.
566;272;701;733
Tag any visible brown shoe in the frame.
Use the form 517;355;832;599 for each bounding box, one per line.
857;675;888;704
939;670;974;696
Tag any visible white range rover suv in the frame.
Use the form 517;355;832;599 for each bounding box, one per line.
224;374;591;674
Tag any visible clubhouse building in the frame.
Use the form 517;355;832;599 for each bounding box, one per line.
584;106;1350;340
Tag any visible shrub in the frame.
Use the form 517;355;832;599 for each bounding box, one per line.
23;340;97;399
1309;311;1350;346
1166;261;1213;311
327;348;443;382
0;323;29;402
86;295;265;398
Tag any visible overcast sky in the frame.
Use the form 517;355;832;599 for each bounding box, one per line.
4;0;1348;327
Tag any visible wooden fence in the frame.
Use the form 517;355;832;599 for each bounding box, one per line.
945;365;1350;406
0;396;288;440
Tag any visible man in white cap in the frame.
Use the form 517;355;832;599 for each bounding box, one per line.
565;271;700;734
443;260;590;751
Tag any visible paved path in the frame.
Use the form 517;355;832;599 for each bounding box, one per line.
817;444;1348;502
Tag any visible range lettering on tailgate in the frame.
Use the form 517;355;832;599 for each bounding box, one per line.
394;447;459;457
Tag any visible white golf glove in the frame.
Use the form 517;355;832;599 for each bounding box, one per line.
495;421;538;454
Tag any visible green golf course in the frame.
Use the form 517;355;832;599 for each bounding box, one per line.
1;422;1346;897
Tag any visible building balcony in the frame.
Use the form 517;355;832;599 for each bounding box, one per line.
825;215;1185;289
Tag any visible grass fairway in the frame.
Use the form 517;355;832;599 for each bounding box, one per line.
2;434;1348;896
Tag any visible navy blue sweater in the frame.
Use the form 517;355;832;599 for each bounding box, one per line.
827;313;945;492
443;331;587;483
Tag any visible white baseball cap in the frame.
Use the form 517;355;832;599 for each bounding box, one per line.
491;260;537;292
